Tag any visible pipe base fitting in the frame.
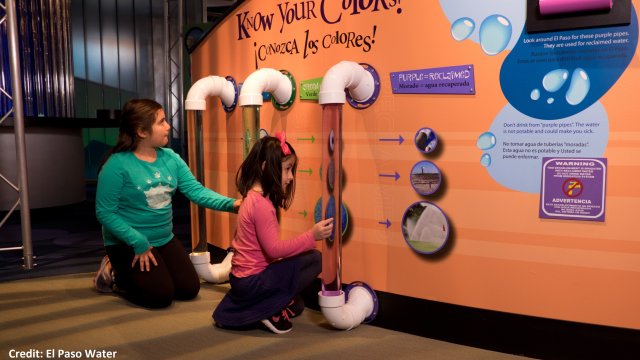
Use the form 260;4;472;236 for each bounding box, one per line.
189;251;233;284
318;282;378;330
189;251;211;265
345;281;379;323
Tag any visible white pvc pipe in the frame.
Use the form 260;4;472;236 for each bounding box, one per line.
317;60;378;330
238;68;293;106
319;61;375;105
184;74;236;283
185;75;236;110
319;287;375;331
189;251;233;283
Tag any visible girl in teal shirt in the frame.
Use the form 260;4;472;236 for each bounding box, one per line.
93;99;240;308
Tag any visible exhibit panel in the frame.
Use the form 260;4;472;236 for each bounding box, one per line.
189;0;640;329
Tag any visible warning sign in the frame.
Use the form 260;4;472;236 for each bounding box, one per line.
539;157;607;222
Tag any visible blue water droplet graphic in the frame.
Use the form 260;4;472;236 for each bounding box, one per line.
480;153;492;167
476;132;496;150
542;69;569;92
547;97;554;104
530;88;540;100
566;68;590;105
451;17;475;41
479;15;512;55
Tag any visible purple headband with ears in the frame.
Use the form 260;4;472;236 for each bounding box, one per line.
274;131;291;156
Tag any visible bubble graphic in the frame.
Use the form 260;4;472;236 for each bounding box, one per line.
566;68;590;105
439;1;525;52
542;69;569;93
480;153;492;167
547;98;555;104
476;132;496;150
530;88;540;101
479;15;512;55
499;10;637;120
451;17;475;41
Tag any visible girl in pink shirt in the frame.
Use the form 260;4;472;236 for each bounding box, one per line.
213;133;334;334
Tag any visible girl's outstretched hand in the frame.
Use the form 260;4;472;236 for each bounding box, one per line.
312;218;334;240
233;198;243;211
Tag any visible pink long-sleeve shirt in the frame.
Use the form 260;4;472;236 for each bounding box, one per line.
231;190;315;278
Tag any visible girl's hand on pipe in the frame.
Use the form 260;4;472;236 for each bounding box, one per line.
312;218;334;240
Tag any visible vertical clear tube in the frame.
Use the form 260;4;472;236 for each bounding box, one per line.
242;105;260;157
188;110;208;253
321;104;343;296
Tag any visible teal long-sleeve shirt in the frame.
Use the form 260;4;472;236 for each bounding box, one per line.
96;147;236;254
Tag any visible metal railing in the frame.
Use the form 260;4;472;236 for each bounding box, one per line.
0;0;34;269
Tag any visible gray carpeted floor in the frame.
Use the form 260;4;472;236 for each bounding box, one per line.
0;273;530;360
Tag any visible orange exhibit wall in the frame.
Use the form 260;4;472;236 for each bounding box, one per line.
188;0;640;329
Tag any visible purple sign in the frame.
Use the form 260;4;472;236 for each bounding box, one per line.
390;64;475;95
539;157;607;222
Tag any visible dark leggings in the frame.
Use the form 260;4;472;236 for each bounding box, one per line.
293;250;322;296
106;238;200;309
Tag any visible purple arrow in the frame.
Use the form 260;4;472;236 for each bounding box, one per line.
379;171;400;181
378;219;391;228
378;135;404;145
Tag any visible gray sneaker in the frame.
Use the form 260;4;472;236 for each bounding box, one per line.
93;255;114;293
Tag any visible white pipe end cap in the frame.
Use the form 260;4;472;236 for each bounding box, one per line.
185;99;206;111
239;93;264;106
318;91;347;105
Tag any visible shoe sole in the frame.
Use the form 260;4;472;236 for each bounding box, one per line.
260;319;292;334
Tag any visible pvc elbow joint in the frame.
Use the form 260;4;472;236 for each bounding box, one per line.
319;61;375;105
189;251;233;284
318;284;377;331
185;75;236;110
239;68;293;106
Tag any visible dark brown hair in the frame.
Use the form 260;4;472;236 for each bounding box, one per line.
98;99;162;172
236;136;297;210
